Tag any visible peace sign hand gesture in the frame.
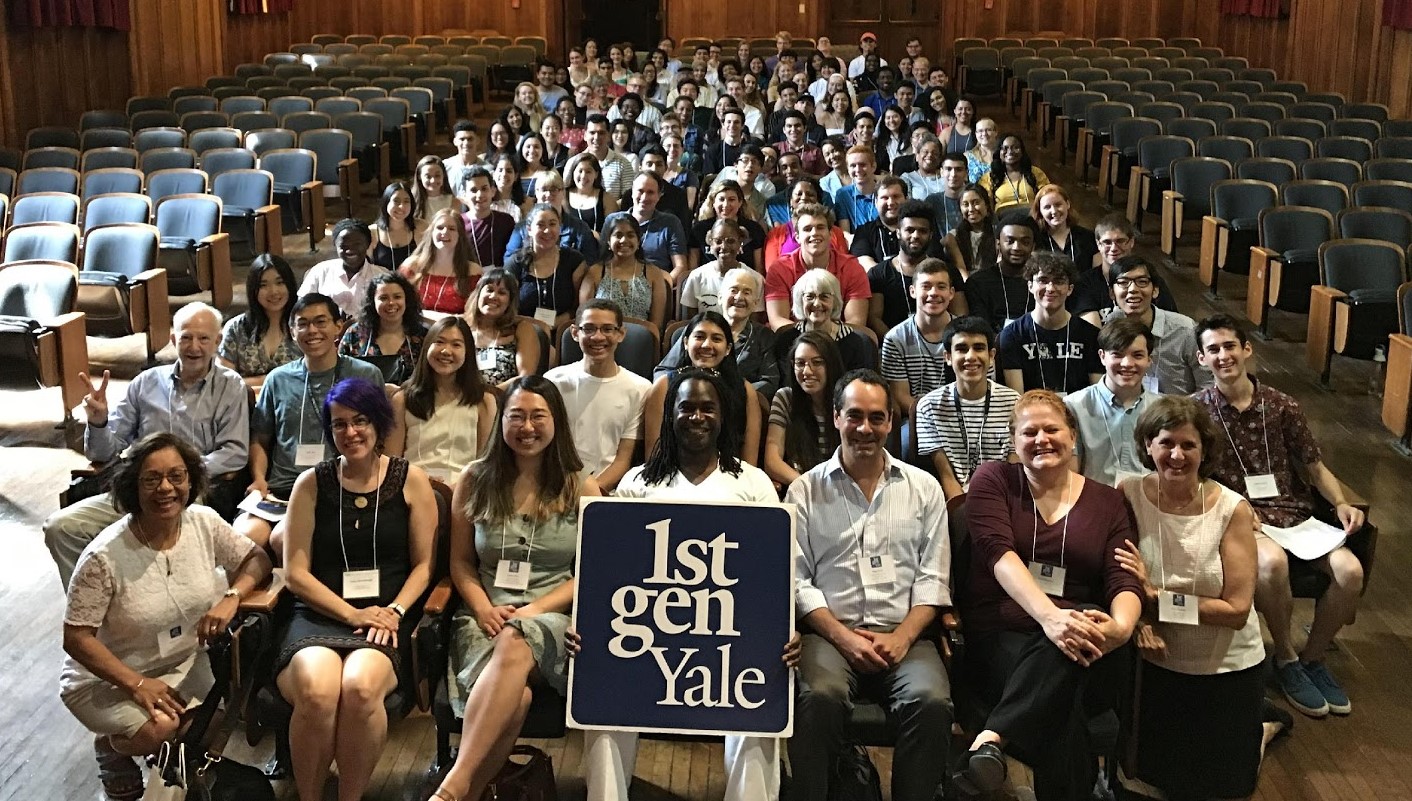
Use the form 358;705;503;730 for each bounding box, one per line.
78;370;111;427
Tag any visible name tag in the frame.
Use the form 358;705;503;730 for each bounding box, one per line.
1029;561;1067;596
157;624;197;660
295;443;323;467
343;569;381;599
1159;590;1200;625
1245;474;1279;499
495;559;532;591
1003;318;1020;330
533;306;557;327
1142;374;1160;394
476;349;496;370
857;553;897;586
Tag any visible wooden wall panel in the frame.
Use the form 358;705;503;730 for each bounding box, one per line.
128;0;224;95
0;19;129;145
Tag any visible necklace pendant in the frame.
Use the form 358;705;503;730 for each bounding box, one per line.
354;495;369;509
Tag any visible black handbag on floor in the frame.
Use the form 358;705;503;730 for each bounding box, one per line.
830;742;883;801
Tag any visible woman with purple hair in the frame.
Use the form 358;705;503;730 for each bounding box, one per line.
274;377;438;801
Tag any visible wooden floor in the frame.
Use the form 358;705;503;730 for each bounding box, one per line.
3;97;1412;801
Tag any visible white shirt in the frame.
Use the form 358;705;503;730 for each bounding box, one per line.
544;362;651;477
787;450;951;628
848;55;888;79
618;460;776;502
298;259;390;319
681;262;764;317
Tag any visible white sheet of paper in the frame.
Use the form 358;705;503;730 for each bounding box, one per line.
1261;517;1348;561
237;491;287;523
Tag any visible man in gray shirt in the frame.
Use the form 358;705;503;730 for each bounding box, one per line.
43;302;249;584
787;370;953;801
1099;254;1205;394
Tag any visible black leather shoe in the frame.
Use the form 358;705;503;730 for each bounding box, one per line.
950;742;1007;799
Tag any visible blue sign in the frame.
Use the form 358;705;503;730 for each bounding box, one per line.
568;498;796;737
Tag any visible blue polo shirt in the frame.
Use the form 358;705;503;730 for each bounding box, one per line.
600;210;686;270
834;183;880;229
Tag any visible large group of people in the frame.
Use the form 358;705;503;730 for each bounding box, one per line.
43;29;1376;801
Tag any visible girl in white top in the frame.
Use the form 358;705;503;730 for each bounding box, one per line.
413;155;467;223
387;316;497;484
1114;396;1264;801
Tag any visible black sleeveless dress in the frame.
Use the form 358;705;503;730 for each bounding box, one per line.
276;457;417;684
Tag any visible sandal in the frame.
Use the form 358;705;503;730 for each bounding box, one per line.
427;788;459;801
94;736;144;801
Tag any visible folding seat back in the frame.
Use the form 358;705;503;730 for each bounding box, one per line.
1270;81;1308;97
315;97;362;117
80;168;143;200
173;96;219;116
12;193;80;226
3;221;80;262
273;63;314;81
80;147;139;172
1382;120;1412;138
244;128;298;157
1300;157;1363;188
1282;180;1349;216
139;147;197;175
1136;102;1183;129
330;75;365;93
1170;156;1233;218
1088;80;1129;99
1051;56;1089;73
1191;101;1236;125
220;95;267;116
145;168;207;204
281;112;333;135
1352;180;1412;212
263;52;299;67
76;222;168;354
301;86;342;103
201;147;257;181
1315;239;1406;365
1339;206;1412;250
1197;135;1253;165
1365;158;1412;183
79;110;128;131
372;77;411;92
1276;118;1327;141
232;111;280;133
0;259;88;417
1225;78;1261;95
1139;135;1196;179
1112;68;1151;85
127;96;169;116
1257;136;1313;164
180;111;230;133
269;96;315;119
17;167;80;195
1222;117;1271;141
1238;157;1297;185
1167;117;1216;142
27;127;80;150
1317;136;1373;163
1197;68;1235;84
1070;68;1109;85
1287;102;1336;122
233;64;272;79
336;111;387;183
1344;103;1390;122
24;147;80;171
83;192;152;231
1178;79;1218;96
79;128;134;152
1330;118;1382;142
347;86;388;103
154;193;231;306
961;48;1003;96
189;127;242;157
300;128;357;216
1212;179;1279;231
1256;204;1336;315
352;65;391;81
259;148;322;235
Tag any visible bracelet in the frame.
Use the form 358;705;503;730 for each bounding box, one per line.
134;679;144;691
388;602;406;618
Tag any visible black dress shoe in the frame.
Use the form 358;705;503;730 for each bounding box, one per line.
950;742;1007;799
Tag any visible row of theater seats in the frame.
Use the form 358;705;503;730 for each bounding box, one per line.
967;35;1412;456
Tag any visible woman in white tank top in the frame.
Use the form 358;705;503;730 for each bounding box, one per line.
386;316;497;484
1115;395;1264;801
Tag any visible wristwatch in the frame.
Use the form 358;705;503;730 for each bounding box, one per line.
223;588;242;601
389;602;407;618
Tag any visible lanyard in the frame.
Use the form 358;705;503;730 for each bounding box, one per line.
533;255;561;312
952;383;993;479
501;514;542;565
337;458;382;572
1005;174;1029;207
1030;315;1072;392
470;214;497;266
1046;231;1075;260
1210;387;1273;478
1025;466;1072;568
892;261;915;317
297;363;339;447
840;465;889;554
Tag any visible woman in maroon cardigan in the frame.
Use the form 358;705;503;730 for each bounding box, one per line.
953;390;1142;801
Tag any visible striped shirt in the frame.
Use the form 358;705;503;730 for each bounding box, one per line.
914;380;1020;486
881;317;954;402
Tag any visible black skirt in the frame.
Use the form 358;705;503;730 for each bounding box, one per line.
275;605;417;688
1133;660;1264;801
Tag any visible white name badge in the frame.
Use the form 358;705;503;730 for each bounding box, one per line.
1003;317;1020;330
1159;590;1200;625
295;443;323;467
157;624;197;660
857;553;897;586
1245;473;1279;499
495;559;532;591
533;306;557;327
476;349;496;370
1029;561;1067;596
1142;374;1160;394
342;569;381;599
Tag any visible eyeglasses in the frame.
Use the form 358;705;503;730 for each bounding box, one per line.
331;416;373;433
792;358;827;370
802;292;835;303
1113;276;1153;290
576;324;621;337
1098;237;1132;249
293;316;337;332
139;469;189;490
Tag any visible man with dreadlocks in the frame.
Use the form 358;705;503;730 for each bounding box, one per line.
582;366;797;801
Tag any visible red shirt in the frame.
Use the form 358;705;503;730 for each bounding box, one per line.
764;248;872;304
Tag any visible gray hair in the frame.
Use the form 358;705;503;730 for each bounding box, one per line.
173;301;222;331
791;268;843;322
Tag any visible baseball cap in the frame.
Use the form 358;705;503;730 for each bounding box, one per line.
861;32;877;42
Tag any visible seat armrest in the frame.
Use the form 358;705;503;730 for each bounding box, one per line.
40;311;90;413
1160;189;1185;255
254;204;284;257
130;269;170;359
424;576;454;615
197;232;233;310
1305;285;1347;378
1381;333;1412;437
1246;246;1279;325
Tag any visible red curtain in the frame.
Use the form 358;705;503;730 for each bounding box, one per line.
9;0;131;30
1385;0;1412;31
1221;0;1282;17
229;0;295;15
